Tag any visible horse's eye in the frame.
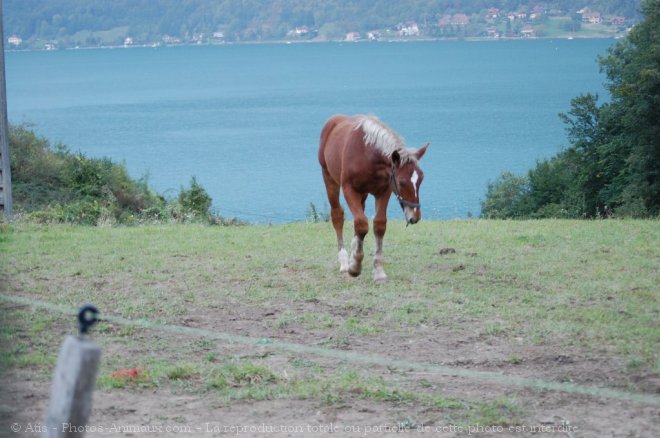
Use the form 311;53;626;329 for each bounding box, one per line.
398;179;407;186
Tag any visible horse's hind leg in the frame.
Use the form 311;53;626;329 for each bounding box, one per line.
322;170;349;272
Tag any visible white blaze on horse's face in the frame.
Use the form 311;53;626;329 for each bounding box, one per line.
411;170;419;198
399;165;423;225
403;170;420;223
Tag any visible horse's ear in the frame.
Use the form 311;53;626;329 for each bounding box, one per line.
416;143;430;160
391;150;401;167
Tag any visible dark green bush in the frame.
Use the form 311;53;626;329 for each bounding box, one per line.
177;177;212;219
7;124;224;225
481;172;531;219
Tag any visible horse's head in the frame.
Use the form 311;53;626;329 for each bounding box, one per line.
391;143;429;225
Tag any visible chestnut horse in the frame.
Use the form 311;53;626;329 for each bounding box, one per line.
318;114;429;282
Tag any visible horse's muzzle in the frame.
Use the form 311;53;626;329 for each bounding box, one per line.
404;206;421;225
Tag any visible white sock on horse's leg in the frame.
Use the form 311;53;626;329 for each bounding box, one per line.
338;248;349;272
373;235;388;282
349;236;364;276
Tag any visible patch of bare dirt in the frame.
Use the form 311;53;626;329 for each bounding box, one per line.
2;296;658;437
2;362;659;438
174;297;660;395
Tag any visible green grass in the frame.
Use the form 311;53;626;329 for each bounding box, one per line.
0;307;61;373
69;26;130;46
1;219;658;424
2;220;658;363
539;17;627;38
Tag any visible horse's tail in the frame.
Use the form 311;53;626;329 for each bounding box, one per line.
318;114;347;167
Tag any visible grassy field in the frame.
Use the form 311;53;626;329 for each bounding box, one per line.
538;17;626;39
1;219;658;434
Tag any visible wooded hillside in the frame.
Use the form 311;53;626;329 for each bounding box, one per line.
5;0;642;48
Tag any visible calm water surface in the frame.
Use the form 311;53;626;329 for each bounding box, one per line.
6;40;613;222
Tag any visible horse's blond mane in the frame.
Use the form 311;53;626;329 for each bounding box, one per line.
354;116;417;164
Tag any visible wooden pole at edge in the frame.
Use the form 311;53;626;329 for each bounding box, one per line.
0;0;13;220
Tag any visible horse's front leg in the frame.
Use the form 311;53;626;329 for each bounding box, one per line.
344;189;369;277
372;195;389;282
322;170;349;273
333;208;349;273
373;233;387;282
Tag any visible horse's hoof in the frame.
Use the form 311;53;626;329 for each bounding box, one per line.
373;268;388;283
348;268;362;277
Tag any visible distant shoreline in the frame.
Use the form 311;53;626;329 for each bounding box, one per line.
6;33;626;53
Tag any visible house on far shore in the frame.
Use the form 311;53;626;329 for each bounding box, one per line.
345;32;361;42
8;35;22;46
437;15;451;28
287;26;309;38
583;12;602;24
486;27;500;38
161;35;181;44
451;13;470;26
609;16;625;26
508;11;527;21
367;31;381;41
397;22;420;37
521;26;536;38
578;8;603;24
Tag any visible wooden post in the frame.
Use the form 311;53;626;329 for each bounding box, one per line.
43;336;101;437
0;0;13;220
43;306;101;437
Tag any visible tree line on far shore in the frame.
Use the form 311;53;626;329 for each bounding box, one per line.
5;0;641;48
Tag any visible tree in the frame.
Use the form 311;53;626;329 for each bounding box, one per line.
481;0;660;218
597;0;660;216
178;176;212;218
565;12;582;33
480;172;530;219
557;93;607;215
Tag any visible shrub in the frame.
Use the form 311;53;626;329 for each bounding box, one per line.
7;124;220;225
480;172;531;219
177;177;212;220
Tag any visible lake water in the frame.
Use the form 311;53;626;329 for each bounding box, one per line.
6;39;613;223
